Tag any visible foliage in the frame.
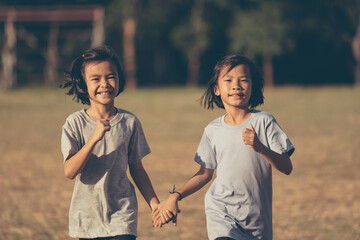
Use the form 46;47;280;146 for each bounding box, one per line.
0;0;358;86
171;0;208;58
229;0;293;58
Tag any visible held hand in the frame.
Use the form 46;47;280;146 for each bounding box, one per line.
152;195;179;227
91;120;111;142
242;124;264;153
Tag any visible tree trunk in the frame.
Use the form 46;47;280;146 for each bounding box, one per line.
91;7;105;48
44;23;59;86
351;17;360;86
187;49;201;87
1;10;17;89
186;0;206;87
263;53;274;87
123;18;137;89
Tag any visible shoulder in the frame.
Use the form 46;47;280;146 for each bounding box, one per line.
252;110;274;119
117;108;138;121
63;110;87;128
204;115;223;131
251;110;276;124
116;108;143;127
201;115;225;140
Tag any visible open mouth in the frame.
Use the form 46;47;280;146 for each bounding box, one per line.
97;91;113;96
230;93;245;98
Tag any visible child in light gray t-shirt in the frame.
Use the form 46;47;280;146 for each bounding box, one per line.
61;46;160;240
152;54;294;240
62;109;150;238
196;110;294;239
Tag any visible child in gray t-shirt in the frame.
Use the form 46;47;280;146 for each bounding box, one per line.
153;55;294;240
60;45;160;240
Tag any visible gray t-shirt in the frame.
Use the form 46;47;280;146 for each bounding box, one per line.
61;108;150;238
194;110;294;240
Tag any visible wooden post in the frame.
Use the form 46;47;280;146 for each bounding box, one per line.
0;6;105;88
44;23;59;86
91;7;104;48
1;10;17;89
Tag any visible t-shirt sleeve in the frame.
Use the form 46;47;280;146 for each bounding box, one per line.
194;130;217;169
61;120;80;163
266;118;295;156
128;118;151;165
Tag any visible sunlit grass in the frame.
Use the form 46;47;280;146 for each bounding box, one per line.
0;86;359;240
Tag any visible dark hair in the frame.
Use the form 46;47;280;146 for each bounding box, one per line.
201;54;264;110
60;45;125;105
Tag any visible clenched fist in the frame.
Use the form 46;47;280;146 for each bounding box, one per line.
242;124;264;153
92;120;111;142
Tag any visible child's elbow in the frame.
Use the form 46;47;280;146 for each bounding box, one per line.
64;171;76;180
64;167;77;180
203;168;214;182
284;164;293;175
281;154;293;175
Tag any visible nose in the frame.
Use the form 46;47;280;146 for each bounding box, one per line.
232;80;242;90
100;78;110;87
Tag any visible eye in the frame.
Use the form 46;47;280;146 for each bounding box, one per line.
107;74;117;80
91;78;99;81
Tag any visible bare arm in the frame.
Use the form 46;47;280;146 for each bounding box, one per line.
242;124;293;175
129;161;160;211
152;166;214;227
64;120;110;179
257;145;292;175
172;166;214;199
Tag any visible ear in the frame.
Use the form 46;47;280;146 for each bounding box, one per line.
213;85;220;96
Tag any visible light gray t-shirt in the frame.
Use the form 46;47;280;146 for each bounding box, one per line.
61;108;150;238
194;110;294;240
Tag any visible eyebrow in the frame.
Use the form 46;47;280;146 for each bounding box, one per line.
222;73;249;78
89;72;117;78
89;74;100;78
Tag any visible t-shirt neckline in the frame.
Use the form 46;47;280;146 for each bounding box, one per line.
221;110;255;129
81;108;123;126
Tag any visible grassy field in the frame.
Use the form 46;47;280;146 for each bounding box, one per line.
0;86;359;240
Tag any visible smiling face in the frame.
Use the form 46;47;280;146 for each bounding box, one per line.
214;64;252;111
84;60;119;108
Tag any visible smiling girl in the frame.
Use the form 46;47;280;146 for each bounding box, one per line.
60;45;160;240
152;54;295;240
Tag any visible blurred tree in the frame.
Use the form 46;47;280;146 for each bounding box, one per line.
320;0;360;85
135;0;185;86
0;9;16;89
107;0;138;89
279;0;359;85
228;0;293;86
1;0;357;87
336;0;360;85
44;23;59;86
352;18;360;85
171;0;208;86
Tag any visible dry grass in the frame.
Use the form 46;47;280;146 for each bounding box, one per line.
0;86;359;240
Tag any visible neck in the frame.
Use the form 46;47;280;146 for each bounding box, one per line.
224;106;251;126
87;103;117;121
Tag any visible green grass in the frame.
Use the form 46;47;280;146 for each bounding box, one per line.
0;86;359;240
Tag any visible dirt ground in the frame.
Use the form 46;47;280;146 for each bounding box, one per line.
0;87;359;240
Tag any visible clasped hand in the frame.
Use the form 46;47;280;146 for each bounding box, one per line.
151;195;179;227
